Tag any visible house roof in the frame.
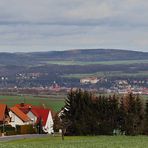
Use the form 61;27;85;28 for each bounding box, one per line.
14;103;53;126
10;107;31;122
29;109;39;119
15;103;32;114
15;103;32;108
31;107;50;126
0;104;7;122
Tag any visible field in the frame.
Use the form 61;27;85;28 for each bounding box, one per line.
0;93;111;112
45;59;148;65
0;95;65;112
0;94;148;112
63;71;148;79
1;136;148;148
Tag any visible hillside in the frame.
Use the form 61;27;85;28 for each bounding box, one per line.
0;49;147;88
30;49;148;62
0;49;148;66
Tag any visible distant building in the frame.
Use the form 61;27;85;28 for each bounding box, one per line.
80;77;99;84
49;81;61;91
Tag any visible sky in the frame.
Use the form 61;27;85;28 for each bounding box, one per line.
0;0;148;52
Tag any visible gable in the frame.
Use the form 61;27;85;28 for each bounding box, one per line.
10;107;31;122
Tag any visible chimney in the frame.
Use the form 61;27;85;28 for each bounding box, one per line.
29;106;32;110
20;102;24;107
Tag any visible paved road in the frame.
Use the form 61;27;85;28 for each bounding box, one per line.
0;134;50;142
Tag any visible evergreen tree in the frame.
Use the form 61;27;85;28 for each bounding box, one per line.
95;95;110;134
134;95;144;134
143;100;148;134
123;93;143;135
61;89;96;135
108;94;119;131
61;90;144;136
118;97;126;134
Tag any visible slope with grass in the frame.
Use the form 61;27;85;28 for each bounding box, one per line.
0;95;65;112
1;136;148;148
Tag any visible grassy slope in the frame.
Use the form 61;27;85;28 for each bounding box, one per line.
1;136;148;148
0;94;147;112
0;95;65;112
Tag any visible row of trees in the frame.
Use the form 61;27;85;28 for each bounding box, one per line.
57;89;148;136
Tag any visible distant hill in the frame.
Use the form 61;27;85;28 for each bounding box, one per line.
0;49;148;66
30;49;148;62
0;49;147;88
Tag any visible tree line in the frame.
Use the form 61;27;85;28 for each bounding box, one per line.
54;89;148;136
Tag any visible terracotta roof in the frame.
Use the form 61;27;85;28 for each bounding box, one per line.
14;103;53;126
15;103;32;108
15;103;33;114
10;107;31;122
0;104;7;121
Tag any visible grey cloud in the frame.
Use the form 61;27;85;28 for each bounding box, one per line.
0;0;147;52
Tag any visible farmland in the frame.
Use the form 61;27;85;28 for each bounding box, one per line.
45;59;148;66
0;95;65;112
62;71;148;79
0;94;148;112
1;136;148;148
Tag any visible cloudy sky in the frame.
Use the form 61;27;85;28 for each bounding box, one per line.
0;0;147;52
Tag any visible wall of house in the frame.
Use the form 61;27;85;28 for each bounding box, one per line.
9;111;30;127
43;111;54;134
27;111;37;124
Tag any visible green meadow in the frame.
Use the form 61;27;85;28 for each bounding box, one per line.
0;94;147;112
0;95;65;112
63;71;148;79
1;136;148;148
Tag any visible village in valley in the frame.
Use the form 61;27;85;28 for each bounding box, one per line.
80;76;148;95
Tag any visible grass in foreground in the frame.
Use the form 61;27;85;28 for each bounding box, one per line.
1;136;148;148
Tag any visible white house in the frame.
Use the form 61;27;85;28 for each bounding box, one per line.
43;111;54;134
31;107;54;134
13;103;54;134
80;77;99;84
27;110;38;125
9;107;32;127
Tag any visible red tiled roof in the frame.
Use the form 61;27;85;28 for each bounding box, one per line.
29;109;39;118
14;103;53;126
31;107;50;126
15;103;32;109
15;103;33;114
10;107;31;122
0;104;7;121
